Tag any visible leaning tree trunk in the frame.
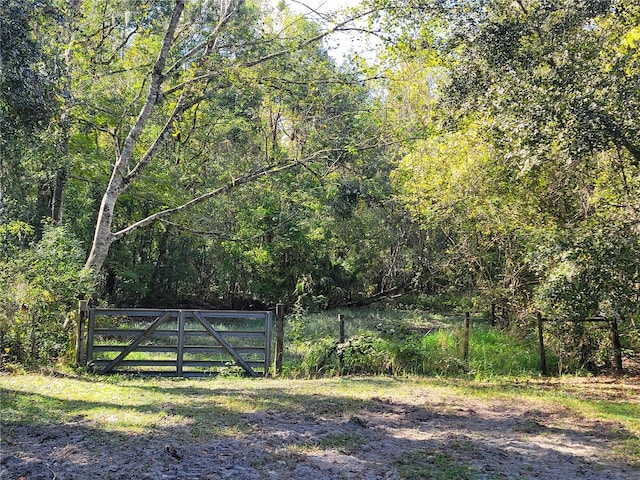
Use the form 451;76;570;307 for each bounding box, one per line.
85;0;185;271
85;181;120;271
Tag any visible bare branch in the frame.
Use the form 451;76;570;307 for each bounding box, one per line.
243;8;379;68
113;159;308;241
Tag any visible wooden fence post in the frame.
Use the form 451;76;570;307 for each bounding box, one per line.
338;314;345;372
610;317;623;375
537;312;547;375
463;312;470;362
491;303;496;327
176;310;186;377
274;303;285;376
76;300;88;366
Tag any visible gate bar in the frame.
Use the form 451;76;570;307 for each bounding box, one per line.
193;311;257;377
102;311;172;373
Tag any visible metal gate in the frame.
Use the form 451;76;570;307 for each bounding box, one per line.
80;307;273;377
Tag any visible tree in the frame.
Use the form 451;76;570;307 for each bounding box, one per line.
67;0;379;272
0;223;93;366
0;0;60;134
380;0;639;366
0;0;64;230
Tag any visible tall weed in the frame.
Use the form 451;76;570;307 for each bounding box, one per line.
284;309;544;377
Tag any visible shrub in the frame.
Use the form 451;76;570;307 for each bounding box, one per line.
338;334;391;375
0;224;94;367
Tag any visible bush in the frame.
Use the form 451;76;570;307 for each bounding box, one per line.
338;334;391;375
531;226;640;372
0;223;94;367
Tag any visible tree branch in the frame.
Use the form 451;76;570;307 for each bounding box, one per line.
113;0;185;189
124;88;188;185
163;0;241;78
161;71;221;97
112;159;306;241
243;8;379;68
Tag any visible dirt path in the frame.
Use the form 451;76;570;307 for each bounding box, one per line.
1;377;639;479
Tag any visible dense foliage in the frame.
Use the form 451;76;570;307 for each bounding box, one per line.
1;0;638;371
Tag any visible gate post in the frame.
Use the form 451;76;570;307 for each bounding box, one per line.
86;305;96;367
76;300;88;366
274;303;285;376
177;310;186;376
265;311;273;375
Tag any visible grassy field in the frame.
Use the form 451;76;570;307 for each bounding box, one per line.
2;372;637;433
283;308;551;377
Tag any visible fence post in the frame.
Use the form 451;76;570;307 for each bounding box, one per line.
610;317;623;375
177;310;186;376
491;303;496;327
463;312;470;362
338;314;345;372
86;306;95;368
76;300;88;366
265;311;273;376
537;312;547;375
274;303;285;376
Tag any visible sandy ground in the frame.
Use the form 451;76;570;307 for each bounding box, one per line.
1;378;639;480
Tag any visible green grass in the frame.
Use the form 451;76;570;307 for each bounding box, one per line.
283;308;546;378
2;373;637;433
467;327;550;377
286;307;464;340
394;448;479;480
426;375;640;445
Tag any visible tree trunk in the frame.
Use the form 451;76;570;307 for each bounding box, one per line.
84;0;185;271
50;0;82;226
51;167;67;224
85;184;119;271
82;0;350;272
